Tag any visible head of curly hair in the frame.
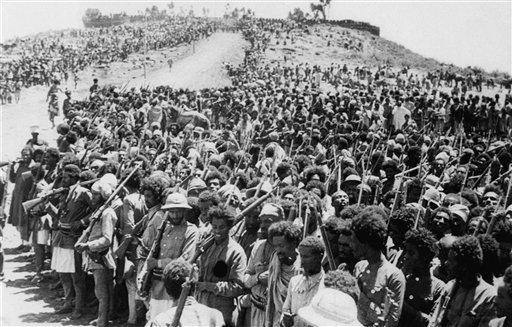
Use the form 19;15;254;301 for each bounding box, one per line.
268;221;302;247
452;235;483;275
404;228;438;263
208;206;236;228
389;207;418;244
141;174;171;203
340;205;363;220
304;166;326;183
324;270;360;303
163;258;193;299
352;210;388;251
299;236;325;256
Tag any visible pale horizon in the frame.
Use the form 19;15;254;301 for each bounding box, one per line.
1;0;511;74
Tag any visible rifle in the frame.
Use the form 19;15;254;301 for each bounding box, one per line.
22;178;99;213
171;269;195;327
232;181;280;226
432;282;459;327
75;166;140;246
388;175;406;228
312;201;336;270
0;160;21;169
115;212;151;259
149;141;165;167
171;235;215;327
137;217;167;298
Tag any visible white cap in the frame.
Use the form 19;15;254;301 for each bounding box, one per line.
297;288;362;326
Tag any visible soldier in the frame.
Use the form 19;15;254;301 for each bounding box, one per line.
46;164;92;319
139;192;199;321
76;174;118;327
242;203;284;327
196;206;247;327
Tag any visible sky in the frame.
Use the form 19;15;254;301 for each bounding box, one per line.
1;0;511;74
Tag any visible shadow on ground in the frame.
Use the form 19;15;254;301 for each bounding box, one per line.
5;269;145;326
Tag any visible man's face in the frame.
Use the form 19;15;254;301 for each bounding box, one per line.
455;166;467;179
283;193;295;202
451;215;466;236
350;232;365;260
45;154;59;167
338;234;354;263
143;190;158;208
432;212;451;235
272;235;297;266
211;218;230;243
402;243;422;275
61;172;76;188
21;150;32;163
198;199;212;212
446;249;462;280
433;160;445;175
245;212;260;232
179;169;189;180
91;190;103;206
467;218;486;235
388;223;406;248
332;191;349;209
167;208;185;225
483;192;499;208
258;215;278;240
497;242;512;274
208;178;221;192
299;246;323;276
170;139;180;150
383;167;395;179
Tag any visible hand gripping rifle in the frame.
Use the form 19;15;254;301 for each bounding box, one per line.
22;178;100;214
75;166;141;247
137;216;167;298
171;236;215;327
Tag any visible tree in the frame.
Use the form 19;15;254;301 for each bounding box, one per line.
231;7;239;19
188;6;195;17
223;3;231;19
85;8;101;20
310;0;331;20
288;7;306;22
150;5;160;18
167;2;175;16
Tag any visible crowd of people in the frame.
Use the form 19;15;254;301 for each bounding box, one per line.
0;15;221;105
1;14;512;327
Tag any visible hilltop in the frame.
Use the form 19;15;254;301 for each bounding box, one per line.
260;22;509;81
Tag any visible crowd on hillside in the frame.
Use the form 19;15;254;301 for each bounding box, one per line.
0;16;220;105
1;15;512;327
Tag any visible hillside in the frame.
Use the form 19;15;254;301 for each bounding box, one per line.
261;23;508;80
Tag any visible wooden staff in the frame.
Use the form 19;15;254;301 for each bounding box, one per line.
413;183;428;230
504;167;512;208
337;158;342;192
303;199;310;240
223;176;241;209
486;196;502;235
288;138;294;159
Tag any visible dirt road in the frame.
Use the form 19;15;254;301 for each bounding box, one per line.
0;32;247;326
